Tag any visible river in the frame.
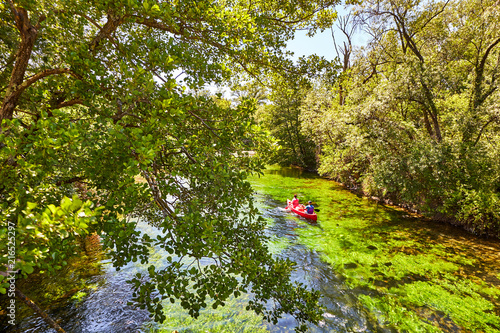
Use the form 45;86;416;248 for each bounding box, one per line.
2;166;500;332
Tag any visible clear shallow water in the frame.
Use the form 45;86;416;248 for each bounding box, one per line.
2;166;499;332
1;236;152;332
257;194;394;332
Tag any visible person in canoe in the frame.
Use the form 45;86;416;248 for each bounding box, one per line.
291;194;300;208
305;201;314;214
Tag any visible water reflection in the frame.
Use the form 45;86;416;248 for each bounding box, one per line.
1;253;151;333
264;166;318;179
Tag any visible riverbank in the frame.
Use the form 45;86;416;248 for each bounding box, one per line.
288;163;500;240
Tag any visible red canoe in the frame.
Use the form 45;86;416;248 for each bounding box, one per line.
286;199;317;221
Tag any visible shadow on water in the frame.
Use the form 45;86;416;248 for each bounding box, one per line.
264;166;319;180
0;238;151;333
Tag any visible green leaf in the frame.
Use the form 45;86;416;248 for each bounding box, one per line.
47;204;57;215
23;264;34;274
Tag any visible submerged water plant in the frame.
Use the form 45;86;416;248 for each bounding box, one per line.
248;166;500;332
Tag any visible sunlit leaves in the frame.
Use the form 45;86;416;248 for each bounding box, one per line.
0;195;102;277
291;0;500;235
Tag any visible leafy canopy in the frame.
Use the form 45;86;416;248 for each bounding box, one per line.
0;0;341;329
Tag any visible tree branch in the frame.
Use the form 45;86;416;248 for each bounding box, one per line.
187;110;221;139
15;287;66;333
1;4;39;122
55;176;85;186
52;98;84;109
90;12;125;52
473;115;498;146
76;12;103;30
14;68;78;95
418;0;450;32
474;36;500;108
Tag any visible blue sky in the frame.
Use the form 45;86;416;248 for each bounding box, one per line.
287;30;337;61
205;8;369;93
286;6;369;62
287;28;369;62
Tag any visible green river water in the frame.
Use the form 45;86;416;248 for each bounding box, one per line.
2;165;500;332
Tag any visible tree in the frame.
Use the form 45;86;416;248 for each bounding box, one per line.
0;0;341;330
246;51;339;170
353;0;500;220
357;0;500;144
254;75;319;169
297;14;365;187
331;13;359;105
231;80;270;106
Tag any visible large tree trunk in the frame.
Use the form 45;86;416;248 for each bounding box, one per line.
1;5;39;123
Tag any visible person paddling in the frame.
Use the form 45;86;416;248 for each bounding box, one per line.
305;201;314;214
286;197;318;221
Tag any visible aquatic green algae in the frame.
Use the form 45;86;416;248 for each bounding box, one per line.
267;234;293;255
248;166;500;332
144;294;269;333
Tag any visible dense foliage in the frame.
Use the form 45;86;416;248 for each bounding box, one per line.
0;0;343;330
251;57;338;170
259;0;500;236
255;78;318;170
